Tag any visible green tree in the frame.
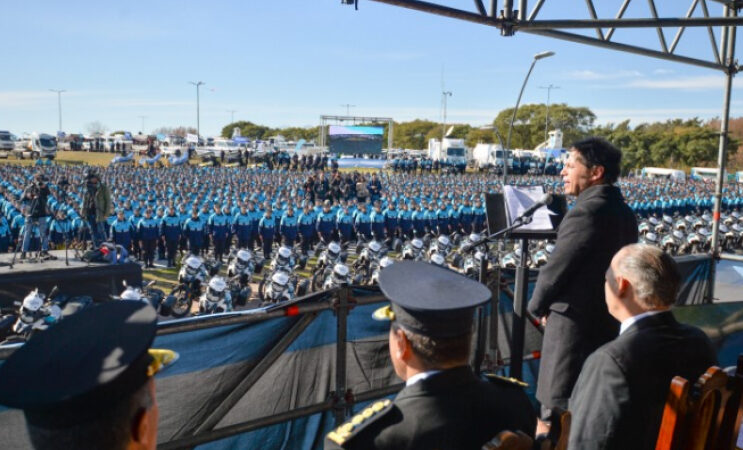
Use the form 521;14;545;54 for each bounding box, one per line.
393;119;439;149
494;103;596;149
221;121;273;140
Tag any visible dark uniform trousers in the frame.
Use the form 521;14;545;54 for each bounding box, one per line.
324;366;535;450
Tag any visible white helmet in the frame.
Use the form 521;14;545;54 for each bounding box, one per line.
185;255;203;276
368;241;382;253
22;289;44;313
430;253;446;266
236;249;252;265
120;287;143;301
206;276;227;302
436;235;452;254
270;271;290;298
411;238;424;250
469;233;481;243
332;263;350;284
379;256;394;269
277;246;292;266
328;242;341;259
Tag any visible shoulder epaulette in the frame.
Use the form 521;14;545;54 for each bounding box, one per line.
326;399;393;446
484;373;529;388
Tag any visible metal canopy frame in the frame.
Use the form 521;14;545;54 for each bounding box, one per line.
354;0;743;301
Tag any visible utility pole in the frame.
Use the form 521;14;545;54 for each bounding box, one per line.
539;84;560;143
138;115;147;134
49;89;66;132
189;81;205;138
441;91;452;141
340;104;355;116
227;110;237;123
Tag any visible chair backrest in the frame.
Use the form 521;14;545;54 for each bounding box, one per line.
656;355;743;450
481;410;571;450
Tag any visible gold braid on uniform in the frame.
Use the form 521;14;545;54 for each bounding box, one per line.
326;399;392;445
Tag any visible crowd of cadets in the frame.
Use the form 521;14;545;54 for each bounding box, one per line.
0;164;740;266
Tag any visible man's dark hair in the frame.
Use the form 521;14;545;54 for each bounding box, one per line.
393;323;472;370
26;381;152;450
570;137;622;184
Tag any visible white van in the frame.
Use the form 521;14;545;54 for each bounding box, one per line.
641;167;686;182
13;132;57;159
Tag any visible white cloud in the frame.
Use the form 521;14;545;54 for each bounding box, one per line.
626;75;726;90
593;107;722;124
566;69;643;80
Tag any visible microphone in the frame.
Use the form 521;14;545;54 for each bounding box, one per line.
516;193;553;221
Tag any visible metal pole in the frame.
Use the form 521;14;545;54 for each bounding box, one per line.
49;89;65;132
138;115;147;134
708;5;737;302
505;59;536;185
334;287;350;425
509;238;530;379
539;84;559;142
189;81;205;139
441;91;452;141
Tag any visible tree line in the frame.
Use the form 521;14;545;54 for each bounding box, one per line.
218;104;742;171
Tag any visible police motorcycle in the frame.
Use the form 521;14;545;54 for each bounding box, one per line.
353;234;387;281
661;230;685;256
258;245;309;302
164;254;216;318
316;263;352;291
369;256;394;285
401;237;426;261
1;287;91;344
117;280;166;313
225;248;262;305
198;276;233;314
531;242;555;268
452;232;486;269
427;234;454;261
311;241;346;291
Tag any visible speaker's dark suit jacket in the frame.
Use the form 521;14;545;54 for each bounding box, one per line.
528;183;638;410
568;311;717;450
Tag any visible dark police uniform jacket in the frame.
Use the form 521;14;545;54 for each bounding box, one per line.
527;184;638;411
324;366;535;450
568;311;716;450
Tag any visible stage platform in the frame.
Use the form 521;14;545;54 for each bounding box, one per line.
0;250;142;307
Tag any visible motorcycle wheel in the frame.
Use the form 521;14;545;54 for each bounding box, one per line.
296;279;309;297
170;290;193;318
258;279;267;301
311;272;322;292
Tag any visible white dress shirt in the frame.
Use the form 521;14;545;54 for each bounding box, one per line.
405;370;442;387
619;310;667;335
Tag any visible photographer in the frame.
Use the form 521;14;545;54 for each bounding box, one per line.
81;170;113;248
20;173;51;259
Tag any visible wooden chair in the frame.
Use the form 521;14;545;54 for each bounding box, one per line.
656;356;743;450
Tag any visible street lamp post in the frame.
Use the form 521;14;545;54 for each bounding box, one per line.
340;104;356;116
189;81;205;139
504;51;555;184
539;84;560;143
227;110;236;124
441;91;452;141
138;115;147;134
49;89;65;132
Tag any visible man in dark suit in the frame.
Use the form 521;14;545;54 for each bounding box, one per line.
568;244;717;449
527;137;638;434
325;261;535;449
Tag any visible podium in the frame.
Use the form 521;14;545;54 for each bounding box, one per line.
484;186;567;378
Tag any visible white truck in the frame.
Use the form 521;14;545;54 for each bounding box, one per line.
13;132;57;159
428;138;467;164
0;131;13;158
471;143;514;170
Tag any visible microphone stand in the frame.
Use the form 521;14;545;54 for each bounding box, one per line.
463;212;538;380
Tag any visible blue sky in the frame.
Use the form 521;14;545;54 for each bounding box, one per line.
1;0;741;136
